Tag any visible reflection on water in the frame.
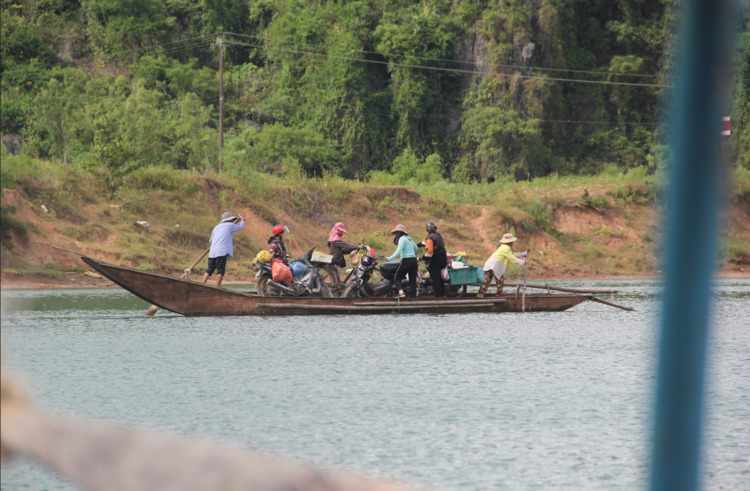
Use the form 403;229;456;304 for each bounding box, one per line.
1;279;749;490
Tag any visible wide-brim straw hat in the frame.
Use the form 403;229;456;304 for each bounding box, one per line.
221;212;238;223
499;233;517;244
390;224;408;235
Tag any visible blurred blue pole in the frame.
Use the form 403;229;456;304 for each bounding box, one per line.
650;0;734;490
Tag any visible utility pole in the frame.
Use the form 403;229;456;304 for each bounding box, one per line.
218;33;224;171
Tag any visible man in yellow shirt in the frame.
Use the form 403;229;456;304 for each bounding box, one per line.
477;233;528;298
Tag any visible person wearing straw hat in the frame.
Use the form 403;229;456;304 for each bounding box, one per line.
201;212;245;288
476;232;528;298
386;224;419;298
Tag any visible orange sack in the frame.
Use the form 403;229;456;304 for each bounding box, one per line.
271;259;293;285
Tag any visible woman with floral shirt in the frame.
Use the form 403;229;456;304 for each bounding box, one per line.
268;224;290;264
327;222;359;284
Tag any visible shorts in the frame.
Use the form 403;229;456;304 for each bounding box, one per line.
206;255;228;276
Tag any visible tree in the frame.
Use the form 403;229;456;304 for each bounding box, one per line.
251;123;340;177
88;124;140;200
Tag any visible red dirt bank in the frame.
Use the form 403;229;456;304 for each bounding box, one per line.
2;184;748;290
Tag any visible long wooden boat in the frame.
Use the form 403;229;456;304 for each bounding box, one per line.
81;256;591;316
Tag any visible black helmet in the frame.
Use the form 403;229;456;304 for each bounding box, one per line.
426;221;437;233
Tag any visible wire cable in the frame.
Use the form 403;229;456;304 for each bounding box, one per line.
123;34;216;58
222;39;673;89
353;110;662;126
160;40;215;56
221;31;665;80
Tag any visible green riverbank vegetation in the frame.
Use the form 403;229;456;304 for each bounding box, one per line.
1;1;748;283
2;155;748;284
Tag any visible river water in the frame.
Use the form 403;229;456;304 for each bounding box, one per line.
1;279;748;490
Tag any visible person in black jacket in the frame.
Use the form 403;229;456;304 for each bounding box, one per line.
419;221;448;298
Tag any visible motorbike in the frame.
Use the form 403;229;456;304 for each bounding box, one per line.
341;248;423;298
254;247;333;297
413;270;467;298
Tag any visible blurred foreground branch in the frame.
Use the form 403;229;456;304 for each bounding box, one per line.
1;370;425;491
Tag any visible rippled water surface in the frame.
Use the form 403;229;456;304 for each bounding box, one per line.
2;279;749;490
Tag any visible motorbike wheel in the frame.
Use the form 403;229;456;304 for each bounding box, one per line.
318;280;334;298
341;285;359;298
445;284;467;298
256;275;282;297
316;265;334;284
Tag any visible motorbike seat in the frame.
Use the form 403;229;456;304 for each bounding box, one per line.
379;261;400;277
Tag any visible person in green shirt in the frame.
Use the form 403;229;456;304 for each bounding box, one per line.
387;224;419;298
477;233;528;298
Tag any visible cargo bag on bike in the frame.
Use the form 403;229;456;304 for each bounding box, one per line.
272;259;293;285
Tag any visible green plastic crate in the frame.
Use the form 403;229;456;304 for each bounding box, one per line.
448;266;479;285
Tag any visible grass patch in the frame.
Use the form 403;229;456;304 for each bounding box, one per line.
309;175;361;203
372;195;395;219
232;170;278;202
558;232;583;247
127;166;202;194
415;172;636;210
165;228;207;248
358;230;391;255
1;205;27;248
442;224;468;241
732;166;750;202
27;264;66;280
525;199;555;234
579;188;610;211
133;261;156;272
424;197;459;220
62;224;110;242
414;180;505;205
248;201;278;225
721;231;750;265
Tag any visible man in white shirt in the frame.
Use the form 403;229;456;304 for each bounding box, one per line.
201;212;245;287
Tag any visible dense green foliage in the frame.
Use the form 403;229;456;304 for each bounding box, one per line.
1;0;748;186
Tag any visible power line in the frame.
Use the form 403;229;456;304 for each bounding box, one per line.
111;30;750;89
121;34;215;58
222;39;673;89
103;32;674;126
356;110;662;126
156;34;215;48
222;31;665;80
160;40;215;57
112;33;668;125
116;31;673;88
537;119;662;126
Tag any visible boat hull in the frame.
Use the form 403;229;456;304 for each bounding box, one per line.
82;256;589;316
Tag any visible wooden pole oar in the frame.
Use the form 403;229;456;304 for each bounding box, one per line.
505;283;618;294
144;247;210;316
181;248;210;280
587;295;635;311
35;241;84;256
522;250;529;312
